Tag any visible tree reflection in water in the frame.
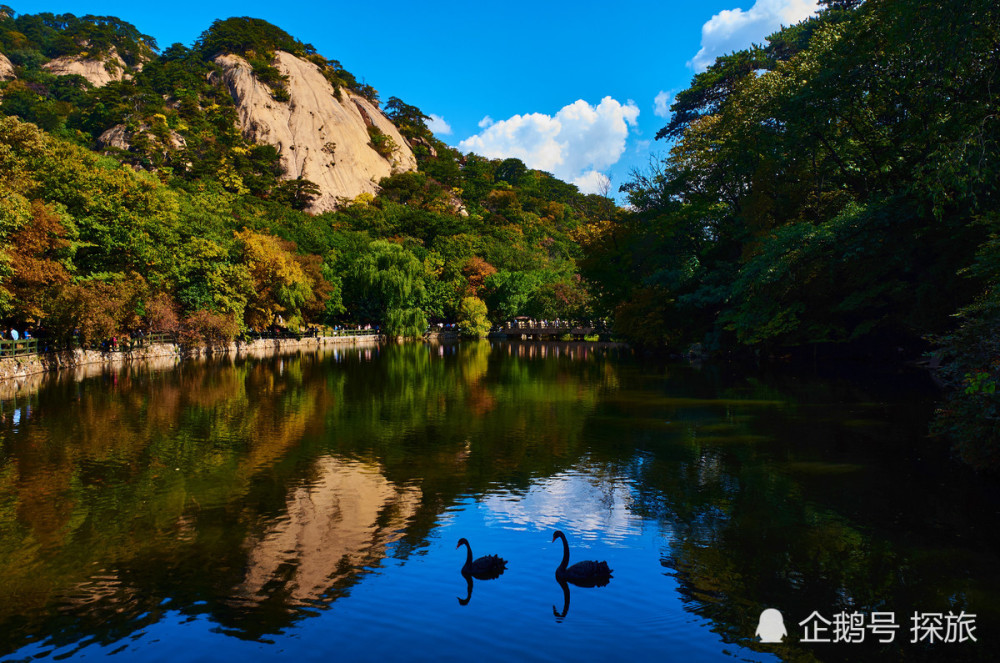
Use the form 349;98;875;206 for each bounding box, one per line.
0;341;618;654
0;343;996;662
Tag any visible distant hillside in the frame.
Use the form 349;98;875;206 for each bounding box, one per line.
0;10;607;352
0;13;421;209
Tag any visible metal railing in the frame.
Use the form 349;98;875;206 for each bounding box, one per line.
323;328;379;337
244;328;378;340
145;332;175;345
501;320;609;331
0;338;38;358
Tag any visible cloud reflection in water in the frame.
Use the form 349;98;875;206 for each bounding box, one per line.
481;465;641;543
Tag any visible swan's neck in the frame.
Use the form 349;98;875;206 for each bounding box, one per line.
557;533;570;571
461;540;473;566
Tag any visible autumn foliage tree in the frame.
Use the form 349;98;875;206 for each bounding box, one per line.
6;200;72;325
462;256;496;297
45;275;148;345
233;229;312;329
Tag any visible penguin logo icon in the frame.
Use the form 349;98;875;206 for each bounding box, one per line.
755;608;787;643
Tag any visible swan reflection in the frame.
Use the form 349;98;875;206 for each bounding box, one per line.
457;574;474;606
552;576;571;621
550;530;612;621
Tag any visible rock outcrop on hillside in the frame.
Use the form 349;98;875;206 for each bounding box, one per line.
214;51;417;213
98;123;187;152
0;52;14;80
42;47;129;87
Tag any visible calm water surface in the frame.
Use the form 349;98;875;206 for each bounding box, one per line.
0;341;997;662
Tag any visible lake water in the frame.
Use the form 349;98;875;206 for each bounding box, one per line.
0;341;997;662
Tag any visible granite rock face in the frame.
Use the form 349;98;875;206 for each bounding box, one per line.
215;51;417;212
0;52;14;80
42;46;130;87
98;123;187;151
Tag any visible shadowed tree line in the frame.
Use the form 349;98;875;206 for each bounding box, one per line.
578;0;1000;468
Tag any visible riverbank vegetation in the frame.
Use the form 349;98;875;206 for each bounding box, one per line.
1;2;999;467
578;0;1000;468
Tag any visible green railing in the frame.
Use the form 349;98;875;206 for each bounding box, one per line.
0;334;173;357
323;328;378;337
244;328;378;341
145;332;175;345
0;338;38;358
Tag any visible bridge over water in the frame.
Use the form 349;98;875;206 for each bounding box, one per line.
496;321;606;340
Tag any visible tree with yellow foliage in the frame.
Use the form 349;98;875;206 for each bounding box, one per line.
233;229;312;330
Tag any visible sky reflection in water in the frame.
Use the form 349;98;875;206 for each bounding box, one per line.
0;341;996;662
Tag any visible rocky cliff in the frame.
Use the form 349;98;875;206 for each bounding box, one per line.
214;51;417;213
98;122;187;152
42;46;131;87
0;52;13;80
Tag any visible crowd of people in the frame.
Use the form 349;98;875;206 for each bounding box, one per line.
1;328;30;341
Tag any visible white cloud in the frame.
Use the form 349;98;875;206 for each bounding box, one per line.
458;97;639;194
573;171;611;195
478;115;494;129
654;90;672;119
427;114;452;135
689;0;821;72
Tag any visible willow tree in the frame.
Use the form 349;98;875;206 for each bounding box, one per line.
351;240;428;338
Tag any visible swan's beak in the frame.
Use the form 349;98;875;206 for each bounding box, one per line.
551;532;557;542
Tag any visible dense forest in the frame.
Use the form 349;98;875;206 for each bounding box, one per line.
578;0;1000;468
1;1;999;468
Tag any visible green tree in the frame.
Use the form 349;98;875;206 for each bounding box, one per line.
457;296;490;338
383;96;431;142
483;270;540;324
349;240;428;337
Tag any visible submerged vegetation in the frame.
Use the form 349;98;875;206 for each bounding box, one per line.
1;2;999;467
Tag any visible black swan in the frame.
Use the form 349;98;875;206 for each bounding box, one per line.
552;530;612;587
456;538;507;580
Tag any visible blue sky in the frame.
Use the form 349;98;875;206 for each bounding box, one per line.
14;0;821;195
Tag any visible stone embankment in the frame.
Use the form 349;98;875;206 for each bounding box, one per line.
0;334;380;382
424;329;460;341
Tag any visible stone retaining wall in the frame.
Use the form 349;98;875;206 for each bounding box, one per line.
425;330;460;341
0;334;380;382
